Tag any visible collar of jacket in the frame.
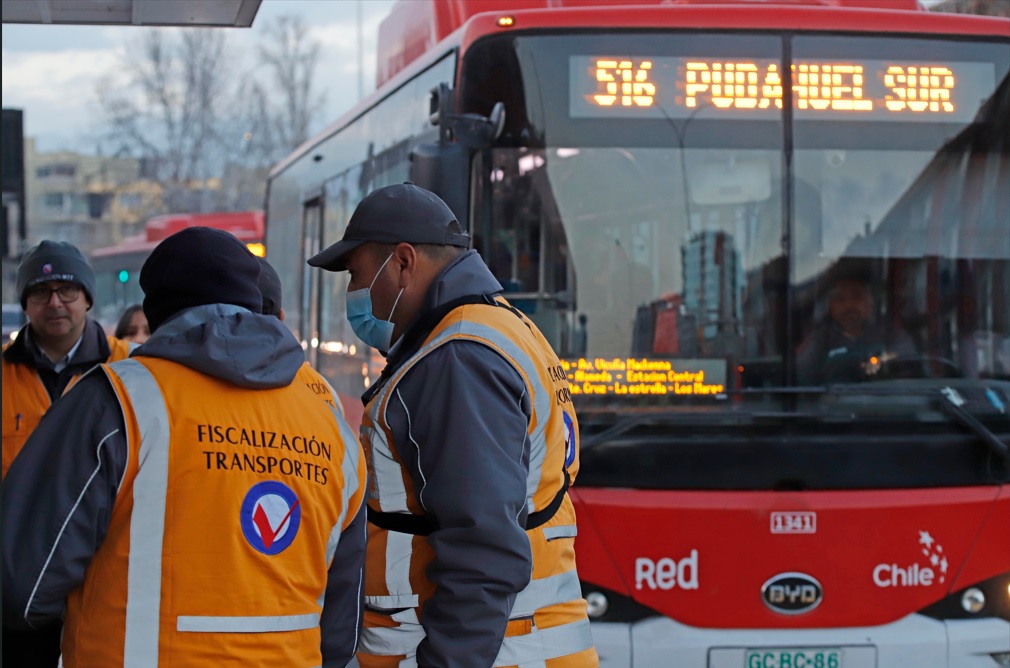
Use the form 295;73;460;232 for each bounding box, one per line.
362;251;506;404
3;317;112;372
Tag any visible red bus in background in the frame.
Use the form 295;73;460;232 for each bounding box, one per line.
90;210;265;327
267;1;1010;665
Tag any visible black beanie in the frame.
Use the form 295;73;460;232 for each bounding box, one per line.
256;258;283;317
17;240;96;309
140;226;262;332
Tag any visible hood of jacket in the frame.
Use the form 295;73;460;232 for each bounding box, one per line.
134;303;304;389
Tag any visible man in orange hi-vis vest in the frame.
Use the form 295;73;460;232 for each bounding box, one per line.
2;227;368;667
2;240;131;667
308;183;598;668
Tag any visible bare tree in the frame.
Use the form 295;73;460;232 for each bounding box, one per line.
97;29;232;213
930;0;1010;16
98;17;326;213
238;15;326;166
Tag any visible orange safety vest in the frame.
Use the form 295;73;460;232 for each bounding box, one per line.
297;361;345;418
358;298;597;668
60;357;366;667
1;335;130;479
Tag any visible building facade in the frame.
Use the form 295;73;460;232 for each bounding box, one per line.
24;139;163;255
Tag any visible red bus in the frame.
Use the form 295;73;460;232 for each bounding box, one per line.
90;211;265;327
266;1;1010;665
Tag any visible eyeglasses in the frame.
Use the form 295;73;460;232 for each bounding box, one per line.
26;284;82;305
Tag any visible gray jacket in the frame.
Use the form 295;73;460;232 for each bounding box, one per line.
368;250;535;667
2;304;366;667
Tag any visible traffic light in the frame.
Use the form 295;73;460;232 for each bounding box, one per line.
118;269;129;283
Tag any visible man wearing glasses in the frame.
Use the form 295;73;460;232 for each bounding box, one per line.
2;240;130;668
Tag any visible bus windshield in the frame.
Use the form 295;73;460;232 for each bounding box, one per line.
463;31;1010;418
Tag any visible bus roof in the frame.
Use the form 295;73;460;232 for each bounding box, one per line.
91;210;264;258
377;0;1007;87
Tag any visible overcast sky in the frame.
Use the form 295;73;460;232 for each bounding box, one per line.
1;0;397;153
0;0;962;155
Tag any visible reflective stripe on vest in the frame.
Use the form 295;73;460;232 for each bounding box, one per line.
319;408;364;616
361;557;585;654
493;618;594;667
359;616;594;666
110;359;170;666
509;570;583;618
361;420;411;514
177;613;319;633
358;608;425;656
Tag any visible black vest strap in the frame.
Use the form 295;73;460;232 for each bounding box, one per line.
524;467;571;531
367;467;571;536
367;506;437;536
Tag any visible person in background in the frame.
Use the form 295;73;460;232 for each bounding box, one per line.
309;183;598;667
796;272;917;384
3;227;367;667
113;303;150;344
257;256;360;425
1;240;133;667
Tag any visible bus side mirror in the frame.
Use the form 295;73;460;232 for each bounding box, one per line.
409;142;470;226
412;83;506;232
428;83;506;148
447;102;506;148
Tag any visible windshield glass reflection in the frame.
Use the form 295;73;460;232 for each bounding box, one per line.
470;33;1009;417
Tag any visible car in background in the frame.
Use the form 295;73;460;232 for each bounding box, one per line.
3;303;25;342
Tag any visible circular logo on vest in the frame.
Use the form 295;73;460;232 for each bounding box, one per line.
240;481;301;555
563;411;576;467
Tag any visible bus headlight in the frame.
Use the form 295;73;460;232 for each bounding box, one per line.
580;584;660;623
585;591;609;619
961;587;985;613
920;573;1010;621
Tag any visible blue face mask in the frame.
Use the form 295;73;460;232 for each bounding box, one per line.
345;253;404;353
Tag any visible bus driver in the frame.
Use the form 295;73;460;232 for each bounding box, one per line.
796;273;917;384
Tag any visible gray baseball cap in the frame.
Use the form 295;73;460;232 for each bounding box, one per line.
308;182;470;272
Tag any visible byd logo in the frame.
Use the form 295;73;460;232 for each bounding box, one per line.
761;572;823;614
634;550;699;590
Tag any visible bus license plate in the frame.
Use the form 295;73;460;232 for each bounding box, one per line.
744;648;842;668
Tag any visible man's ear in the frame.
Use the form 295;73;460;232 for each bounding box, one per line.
392;243;418;288
278;307;286;322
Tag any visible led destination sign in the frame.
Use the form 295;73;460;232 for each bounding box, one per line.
562;357;727;397
570;56;995;122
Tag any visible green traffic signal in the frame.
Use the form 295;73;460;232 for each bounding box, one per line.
118;270;129;283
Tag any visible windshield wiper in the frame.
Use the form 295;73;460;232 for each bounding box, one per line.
937;386;1010;467
733;384;1009;464
578;385;1010;465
